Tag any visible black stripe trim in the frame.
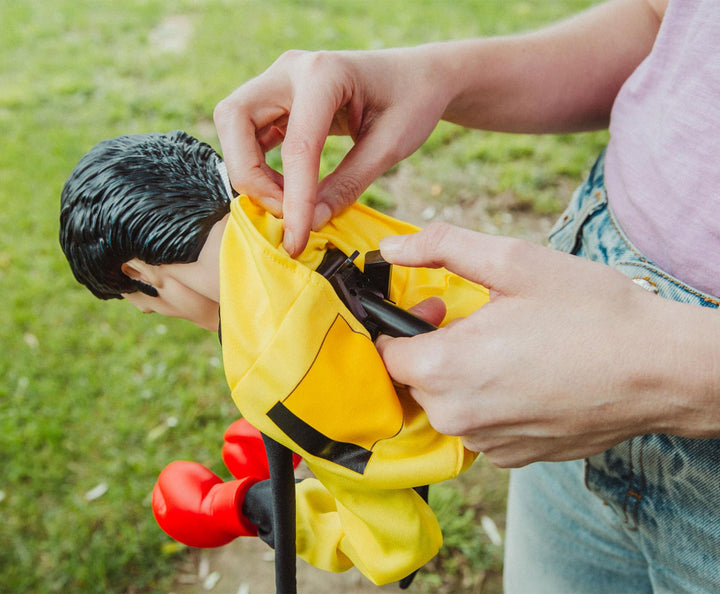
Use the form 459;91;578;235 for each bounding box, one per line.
267;401;372;475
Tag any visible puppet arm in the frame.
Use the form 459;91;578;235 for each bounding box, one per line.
242;475;440;584
292;473;441;585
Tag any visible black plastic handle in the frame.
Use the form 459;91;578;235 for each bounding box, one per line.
357;290;437;338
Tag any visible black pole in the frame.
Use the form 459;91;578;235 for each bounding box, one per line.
262;434;297;594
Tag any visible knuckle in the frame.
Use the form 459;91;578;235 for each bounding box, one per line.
277;49;335;78
327;171;367;205
273;49;311;73
425;405;469;437
280;134;325;164
213;90;255;127
484;452;512;469
427;416;453;437
487;452;527;469
480;235;534;284
302;50;336;72
276;48;307;63
234;167;271;194
412;345;448;385
496;236;534;267
422;405;454;436
419;222;459;266
213;96;235;125
214;51;315;126
423;220;454;240
481;440;532;469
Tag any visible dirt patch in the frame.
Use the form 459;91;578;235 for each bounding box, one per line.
382;160;560;244
170;538;399;594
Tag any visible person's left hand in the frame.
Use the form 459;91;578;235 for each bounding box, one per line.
376;223;675;468
213;47;449;256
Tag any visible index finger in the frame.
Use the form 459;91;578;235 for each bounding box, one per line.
214;91;287;203
279;81;345;256
378;223;553;296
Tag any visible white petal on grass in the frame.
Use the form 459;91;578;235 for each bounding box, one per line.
421;206;436;220
23;333;39;349
203;571;221;590
84;482;109;502
198;552;210;579
148;416;179;441
481;514;503;546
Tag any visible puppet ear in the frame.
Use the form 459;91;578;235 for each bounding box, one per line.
121;259;162;290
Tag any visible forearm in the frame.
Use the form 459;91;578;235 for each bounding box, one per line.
426;0;664;133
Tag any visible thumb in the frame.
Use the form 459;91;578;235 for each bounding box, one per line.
379;222;542;295
313;122;425;230
405;296;447;328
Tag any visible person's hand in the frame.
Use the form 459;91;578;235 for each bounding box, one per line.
375;223;686;468
214;47;449;256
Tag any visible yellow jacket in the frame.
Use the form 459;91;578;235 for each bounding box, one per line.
219;196;489;585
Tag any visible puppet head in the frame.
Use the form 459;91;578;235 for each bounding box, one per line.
59;130;231;300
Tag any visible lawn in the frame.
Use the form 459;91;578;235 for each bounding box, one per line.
1;1;604;592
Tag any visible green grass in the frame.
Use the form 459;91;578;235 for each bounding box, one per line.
416;459;510;593
1;1;604;592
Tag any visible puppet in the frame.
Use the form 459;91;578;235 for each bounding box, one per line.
59;131;490;589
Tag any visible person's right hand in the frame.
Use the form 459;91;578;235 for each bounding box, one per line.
374;223;718;468
213;46;450;256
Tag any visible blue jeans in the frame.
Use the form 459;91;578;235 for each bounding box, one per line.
503;152;720;594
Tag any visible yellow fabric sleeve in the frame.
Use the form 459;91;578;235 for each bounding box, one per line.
294;474;442;585
219;196;488;584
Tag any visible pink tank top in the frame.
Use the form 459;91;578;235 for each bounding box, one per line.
604;0;720;297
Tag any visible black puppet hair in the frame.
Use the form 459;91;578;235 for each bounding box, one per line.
59;130;232;300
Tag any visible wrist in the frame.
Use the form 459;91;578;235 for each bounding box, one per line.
424;39;501;126
626;297;720;439
432;36;565;133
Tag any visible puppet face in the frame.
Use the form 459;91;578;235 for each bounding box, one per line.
121;261;220;332
120;216;226;332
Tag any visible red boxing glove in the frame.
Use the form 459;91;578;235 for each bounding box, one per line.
152;461;259;547
222;418;301;479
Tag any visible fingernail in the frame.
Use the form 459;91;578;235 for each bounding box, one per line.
258;196;282;216
311;203;332;231
379;235;405;258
